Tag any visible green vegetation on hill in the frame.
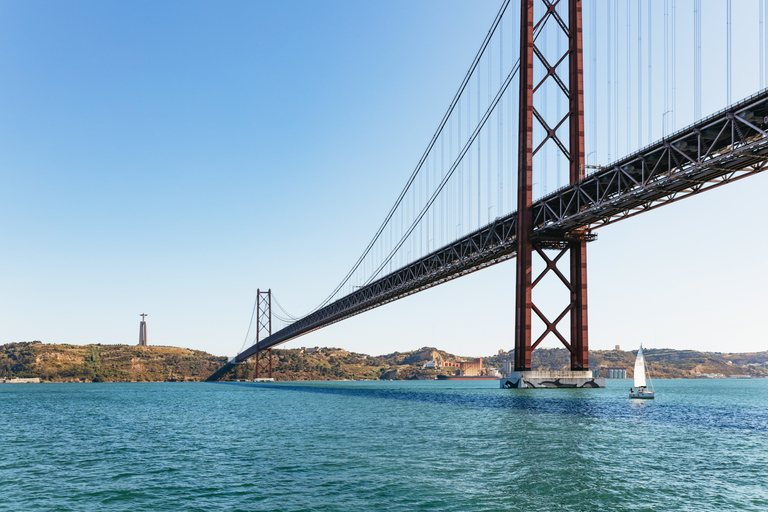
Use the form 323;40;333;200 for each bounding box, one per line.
228;346;468;381
0;341;227;382
229;347;386;381
2;342;767;382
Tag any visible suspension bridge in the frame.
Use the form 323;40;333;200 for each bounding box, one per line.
209;0;768;385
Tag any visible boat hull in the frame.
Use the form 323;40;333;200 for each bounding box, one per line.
629;391;654;399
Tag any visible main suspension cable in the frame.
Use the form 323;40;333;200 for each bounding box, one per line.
308;0;512;315
365;59;521;286
239;293;259;353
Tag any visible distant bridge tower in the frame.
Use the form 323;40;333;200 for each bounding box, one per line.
254;289;273;379
138;313;148;346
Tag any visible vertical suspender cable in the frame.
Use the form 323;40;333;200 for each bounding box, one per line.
727;0;732;105
761;0;765;90
240;293;259;353
498;23;503;213
477;72;481;229
440;132;445;246
648;0;652;143
399;204;403;266
458;88;462;236
390;217;393;273
510;3;516;205
399;188;403;268
429;153;433;250
607;0;612;162
614;0;619;159
695;0;701;120
425;139;429;253
507;16;513;208
468;82;472;224
448;113;453;241
555;11;563;189
455;111;459;238
487;45;492;221
508;62;512;205
591;0;597;166
423;164;427;256
418;166;421;257
443;111;452;242
638;0;643;148
467;79;472;232
661;0;669;137
626;0;630;154
672;0;676;130
543;26;548;194
432;151;436;247
411;142;420;250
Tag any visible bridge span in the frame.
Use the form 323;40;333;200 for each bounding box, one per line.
208;88;768;382
208;0;768;383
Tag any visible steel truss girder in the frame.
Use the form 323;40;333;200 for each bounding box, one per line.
533;90;768;233
234;100;768;370
237;217;518;361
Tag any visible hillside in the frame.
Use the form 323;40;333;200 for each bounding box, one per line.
484;347;768;379
0;341;227;382
2;342;768;382
227;346;460;381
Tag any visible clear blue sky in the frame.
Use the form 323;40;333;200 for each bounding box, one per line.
1;0;766;358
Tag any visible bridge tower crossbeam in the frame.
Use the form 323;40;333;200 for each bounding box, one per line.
253;289;273;379
515;0;591;373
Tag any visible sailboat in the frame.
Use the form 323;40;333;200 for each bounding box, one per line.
629;344;655;399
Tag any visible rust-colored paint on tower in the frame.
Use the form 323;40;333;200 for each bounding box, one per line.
515;0;589;371
514;0;534;372
254;289;273;379
568;0;589;371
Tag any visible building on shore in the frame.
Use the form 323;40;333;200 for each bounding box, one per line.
423;358;500;377
601;368;628;379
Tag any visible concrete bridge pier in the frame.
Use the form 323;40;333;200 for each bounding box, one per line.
500;371;605;389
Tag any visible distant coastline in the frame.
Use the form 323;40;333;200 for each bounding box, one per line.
2;341;767;383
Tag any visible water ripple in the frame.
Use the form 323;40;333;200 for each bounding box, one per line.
1;380;767;511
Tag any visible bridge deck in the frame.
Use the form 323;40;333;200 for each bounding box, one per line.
232;89;768;365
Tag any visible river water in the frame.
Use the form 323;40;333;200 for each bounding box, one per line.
1;379;767;511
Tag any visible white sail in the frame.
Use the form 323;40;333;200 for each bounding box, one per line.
634;345;647;388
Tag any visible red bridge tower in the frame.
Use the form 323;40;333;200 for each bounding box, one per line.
509;0;601;388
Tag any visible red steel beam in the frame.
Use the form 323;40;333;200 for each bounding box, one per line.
568;0;589;370
514;0;534;372
517;0;588;372
254;289;274;379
